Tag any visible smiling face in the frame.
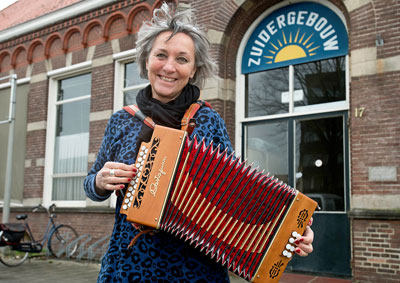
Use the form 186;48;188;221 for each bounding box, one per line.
146;31;197;103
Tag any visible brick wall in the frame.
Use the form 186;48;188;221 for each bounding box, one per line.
350;72;400;196
353;220;400;282
1;0;400;280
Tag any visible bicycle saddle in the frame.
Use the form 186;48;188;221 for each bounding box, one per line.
16;214;28;220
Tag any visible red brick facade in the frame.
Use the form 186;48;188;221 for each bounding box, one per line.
1;0;399;281
353;219;400;282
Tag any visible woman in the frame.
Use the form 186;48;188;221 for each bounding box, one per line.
84;3;313;282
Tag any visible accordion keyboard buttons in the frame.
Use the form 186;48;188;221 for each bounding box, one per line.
292;231;300;238
122;146;148;210
282;230;301;258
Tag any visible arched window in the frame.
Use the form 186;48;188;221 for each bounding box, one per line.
236;2;351;276
237;1;349;212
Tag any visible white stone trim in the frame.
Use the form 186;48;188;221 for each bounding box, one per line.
27;120;46;131
352;194;400;210
344;0;371;13
89;110;112;122
92;55;114;67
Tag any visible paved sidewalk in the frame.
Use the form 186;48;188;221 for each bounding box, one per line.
0;258;101;283
0;258;351;282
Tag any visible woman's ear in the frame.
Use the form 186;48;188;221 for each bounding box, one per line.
190;66;197;79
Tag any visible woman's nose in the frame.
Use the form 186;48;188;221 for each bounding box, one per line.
163;58;176;72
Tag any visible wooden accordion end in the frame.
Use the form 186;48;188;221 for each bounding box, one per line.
120;125;318;282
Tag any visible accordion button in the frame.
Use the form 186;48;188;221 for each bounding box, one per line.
130;196;133;201
130;181;135;185
139;151;144;156
286;244;292;250
123;204;128;210
287;252;292;258
141;146;146;151
138;157;143;162
282;250;288;257
128;187;133;191
128;202;131;207
292;231;299;238
127;193;131;198
145;148;148;153
124;198;129;204
134;184;137;189
289;237;295;244
136;163;140;168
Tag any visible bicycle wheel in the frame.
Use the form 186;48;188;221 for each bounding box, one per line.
0;232;31;267
48;225;78;258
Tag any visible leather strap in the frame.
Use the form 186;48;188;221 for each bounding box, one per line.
128;226;158;249
123;105;156;129
123;101;212;134
180;103;200;135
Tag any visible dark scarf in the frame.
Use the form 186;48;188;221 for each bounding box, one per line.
135;83;200;147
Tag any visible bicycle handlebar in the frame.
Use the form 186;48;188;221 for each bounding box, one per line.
32;204;57;214
32;204;43;213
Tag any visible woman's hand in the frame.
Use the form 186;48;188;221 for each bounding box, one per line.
95;161;137;196
294;217;314;257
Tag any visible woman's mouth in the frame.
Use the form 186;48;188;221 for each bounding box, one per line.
159;75;176;82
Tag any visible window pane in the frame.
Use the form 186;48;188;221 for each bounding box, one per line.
245;121;288;184
53;177;86;200
58;73;91;101
295;116;344;211
293;57;345;107
125;62;148;87
53;74;91;201
55;99;90;137
245;67;289;117
123;89;139;106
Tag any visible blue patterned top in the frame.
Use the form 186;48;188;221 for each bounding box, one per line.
84;106;233;282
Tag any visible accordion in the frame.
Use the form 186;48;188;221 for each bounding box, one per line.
120;125;317;282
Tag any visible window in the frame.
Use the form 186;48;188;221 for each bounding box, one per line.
44;65;92;207
122;62;148;106
241;56;348;212
114;52;148;111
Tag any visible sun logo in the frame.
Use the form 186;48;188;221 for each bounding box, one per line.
264;29;320;64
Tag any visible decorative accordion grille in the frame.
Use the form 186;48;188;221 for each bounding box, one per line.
160;137;297;280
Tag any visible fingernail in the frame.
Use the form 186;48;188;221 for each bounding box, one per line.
300;238;304;242
132;173;136;177
128;179;132;182
133;168;138;172
295;248;301;254
295;240;300;245
120;185;125;189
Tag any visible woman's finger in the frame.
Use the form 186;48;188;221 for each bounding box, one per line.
294;226;314;256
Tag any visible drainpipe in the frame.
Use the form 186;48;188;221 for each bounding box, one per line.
1;74;17;223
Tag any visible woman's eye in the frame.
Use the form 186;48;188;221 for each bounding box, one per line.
177;57;189;63
156;53;167;59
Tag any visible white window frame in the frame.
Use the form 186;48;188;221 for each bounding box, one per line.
43;61;92;208
235;0;350;152
113;49;148;112
235;0;350;214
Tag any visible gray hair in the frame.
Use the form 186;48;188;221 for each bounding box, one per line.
136;2;217;88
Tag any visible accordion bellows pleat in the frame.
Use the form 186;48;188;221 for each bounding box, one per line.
120;125;317;282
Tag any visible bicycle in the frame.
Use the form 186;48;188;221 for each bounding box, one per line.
0;204;79;267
